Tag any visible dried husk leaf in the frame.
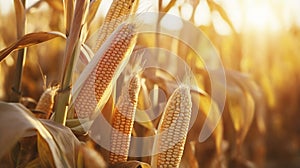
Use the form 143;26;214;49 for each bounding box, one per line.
14;0;26;38
183;90;224;164
37;133;55;168
227;70;266;133
0;102;80;167
86;0;102;29
44;0;64;12
15;136;38;167
77;143;107;168
63;0;74;36
110;160;151;168
227;75;255;145
0;32;66;62
24;157;42;168
207;0;236;33
180;142;199;168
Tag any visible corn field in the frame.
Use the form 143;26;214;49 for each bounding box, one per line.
0;0;300;167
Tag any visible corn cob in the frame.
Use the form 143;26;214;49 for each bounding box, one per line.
153;85;192;168
35;86;59;119
109;75;141;165
73;23;137;119
92;0;139;52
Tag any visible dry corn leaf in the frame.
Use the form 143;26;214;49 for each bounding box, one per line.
0;102;45;160
63;0;74;36
44;0;64;12
135;67;178;130
65;118;92;134
86;0;102;29
37;133;55;168
134;109;154;131
207;0;236;33
180;142;199;168
77;143;107;168
110;160;151;168
14;136;38;167
210;100;224;155
188;92;224;155
25;157;42;168
226;74;255;144
62;0;89;69
14;0;26;38
0;31;66;62
72;44;94;83
227;70;266;134
139;67;178;98
134;66;206;131
0;102;80;167
41;120;81;166
162;0;176;13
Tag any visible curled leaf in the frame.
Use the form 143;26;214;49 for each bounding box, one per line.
77;143;107;168
44;0;64;12
110;160;151;168
0;102;81;167
226;71;255;144
0;32;66;62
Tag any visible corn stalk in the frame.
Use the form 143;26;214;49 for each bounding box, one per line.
54;0;89;125
11;0;26;102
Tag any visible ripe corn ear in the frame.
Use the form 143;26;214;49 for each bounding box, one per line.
73;23;137;119
35;86;59;119
92;0;139;52
153;85;192;168
109;75;141;165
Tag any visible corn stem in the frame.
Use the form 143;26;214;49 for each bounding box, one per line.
54;0;89;125
11;0;26;102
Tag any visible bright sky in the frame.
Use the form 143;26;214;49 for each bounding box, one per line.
1;0;300;34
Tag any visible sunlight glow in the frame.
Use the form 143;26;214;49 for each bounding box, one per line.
244;2;281;32
0;1;13;14
180;3;193;21
194;0;211;26
0;0;44;14
212;11;232;35
161;7;183;31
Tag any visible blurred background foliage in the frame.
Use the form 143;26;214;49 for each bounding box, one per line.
0;0;300;167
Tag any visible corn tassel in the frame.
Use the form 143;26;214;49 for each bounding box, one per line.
109;75;141;165
153;85;192;168
73;23;137;119
35;86;59;119
92;0;139;52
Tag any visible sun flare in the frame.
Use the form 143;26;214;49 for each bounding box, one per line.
244;2;281;32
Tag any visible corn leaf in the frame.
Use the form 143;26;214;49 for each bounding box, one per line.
63;0;74;36
77;143;107;168
226;72;255;144
14;0;26;38
0;32;66;62
86;0;102;29
0;101;81;167
207;0;236;33
44;0;64;12
110;160;151;168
